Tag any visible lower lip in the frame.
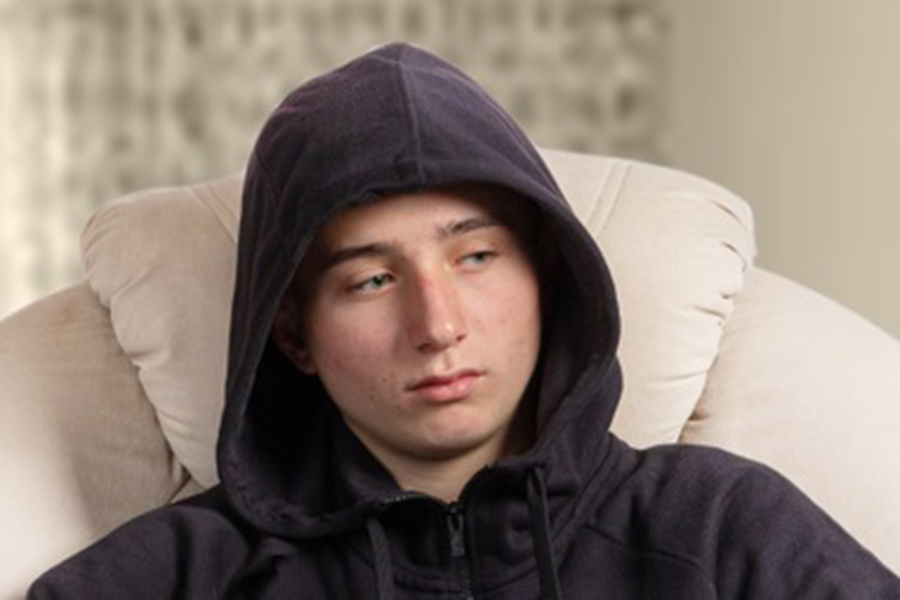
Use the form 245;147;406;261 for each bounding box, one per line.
412;374;482;402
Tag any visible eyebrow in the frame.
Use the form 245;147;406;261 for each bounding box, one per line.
320;215;501;272
438;215;500;240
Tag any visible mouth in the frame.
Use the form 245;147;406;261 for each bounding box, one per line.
407;369;485;402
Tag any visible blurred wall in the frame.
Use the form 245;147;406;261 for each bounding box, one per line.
0;0;664;319
667;0;900;339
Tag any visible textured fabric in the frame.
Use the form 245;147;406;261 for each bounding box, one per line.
0;283;184;599
681;267;900;572
588;158;756;446
29;42;900;599
82;175;241;487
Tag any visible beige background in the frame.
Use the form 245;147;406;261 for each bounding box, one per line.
0;0;662;319
2;0;898;341
667;0;900;339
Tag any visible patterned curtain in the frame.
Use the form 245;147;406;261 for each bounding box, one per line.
0;0;664;318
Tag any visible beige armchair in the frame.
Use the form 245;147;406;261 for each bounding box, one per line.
2;149;899;598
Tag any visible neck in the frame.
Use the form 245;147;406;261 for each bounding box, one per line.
348;402;536;503
384;441;504;503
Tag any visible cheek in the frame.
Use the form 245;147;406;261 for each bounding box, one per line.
307;306;398;384
315;324;376;372
312;327;392;415
481;270;541;337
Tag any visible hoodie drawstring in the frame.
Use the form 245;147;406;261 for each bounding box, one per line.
527;467;564;600
366;516;396;600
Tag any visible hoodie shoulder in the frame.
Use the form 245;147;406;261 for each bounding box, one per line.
28;488;252;600
587;445;900;597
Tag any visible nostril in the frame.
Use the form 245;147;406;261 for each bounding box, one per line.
408;275;467;352
416;320;461;353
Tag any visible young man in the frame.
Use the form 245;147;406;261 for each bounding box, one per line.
30;43;900;599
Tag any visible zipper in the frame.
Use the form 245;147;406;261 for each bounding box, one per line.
377;468;500;599
446;503;474;600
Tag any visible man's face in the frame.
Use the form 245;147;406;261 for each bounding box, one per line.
278;188;542;468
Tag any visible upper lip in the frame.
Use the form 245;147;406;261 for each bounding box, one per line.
407;369;484;391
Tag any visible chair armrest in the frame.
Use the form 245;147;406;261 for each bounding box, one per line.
681;267;900;573
0;283;187;599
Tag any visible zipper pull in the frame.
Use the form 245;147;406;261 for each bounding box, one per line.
447;504;466;558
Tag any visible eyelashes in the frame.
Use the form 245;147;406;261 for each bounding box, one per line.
345;249;500;296
349;272;395;293
459;250;497;267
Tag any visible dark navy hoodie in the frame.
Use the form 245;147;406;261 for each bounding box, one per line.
30;42;900;599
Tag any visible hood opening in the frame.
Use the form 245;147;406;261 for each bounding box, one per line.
218;43;621;539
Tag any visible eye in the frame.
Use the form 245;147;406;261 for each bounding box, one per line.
349;272;395;294
459;250;497;267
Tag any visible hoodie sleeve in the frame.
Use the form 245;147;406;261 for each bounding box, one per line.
711;463;900;598
27;490;252;600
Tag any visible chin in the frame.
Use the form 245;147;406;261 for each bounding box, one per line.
410;427;503;462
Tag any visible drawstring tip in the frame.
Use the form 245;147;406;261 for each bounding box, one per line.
527;467;564;600
366;516;396;600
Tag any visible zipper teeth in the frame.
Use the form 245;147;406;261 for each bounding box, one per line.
446;503;473;599
376;491;426;509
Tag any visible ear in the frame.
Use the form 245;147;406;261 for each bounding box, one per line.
272;309;318;375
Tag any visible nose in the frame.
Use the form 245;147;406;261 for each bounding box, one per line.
407;271;468;353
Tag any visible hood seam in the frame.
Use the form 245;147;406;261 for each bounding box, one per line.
395;54;427;187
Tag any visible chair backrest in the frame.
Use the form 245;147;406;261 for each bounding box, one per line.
4;149;899;598
77;149;758;487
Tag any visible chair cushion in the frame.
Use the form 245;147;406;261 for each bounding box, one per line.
0;283;185;598
680;267;900;572
80;149;755;486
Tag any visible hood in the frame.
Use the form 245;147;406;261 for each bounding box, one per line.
218;42;621;539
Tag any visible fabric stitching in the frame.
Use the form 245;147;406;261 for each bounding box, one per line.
394;48;426;186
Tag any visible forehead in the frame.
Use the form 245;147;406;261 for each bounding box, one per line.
281;186;537;311
313;186;531;252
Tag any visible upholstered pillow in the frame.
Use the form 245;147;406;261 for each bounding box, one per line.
80;149;755;486
82;175;241;487
547;150;756;446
